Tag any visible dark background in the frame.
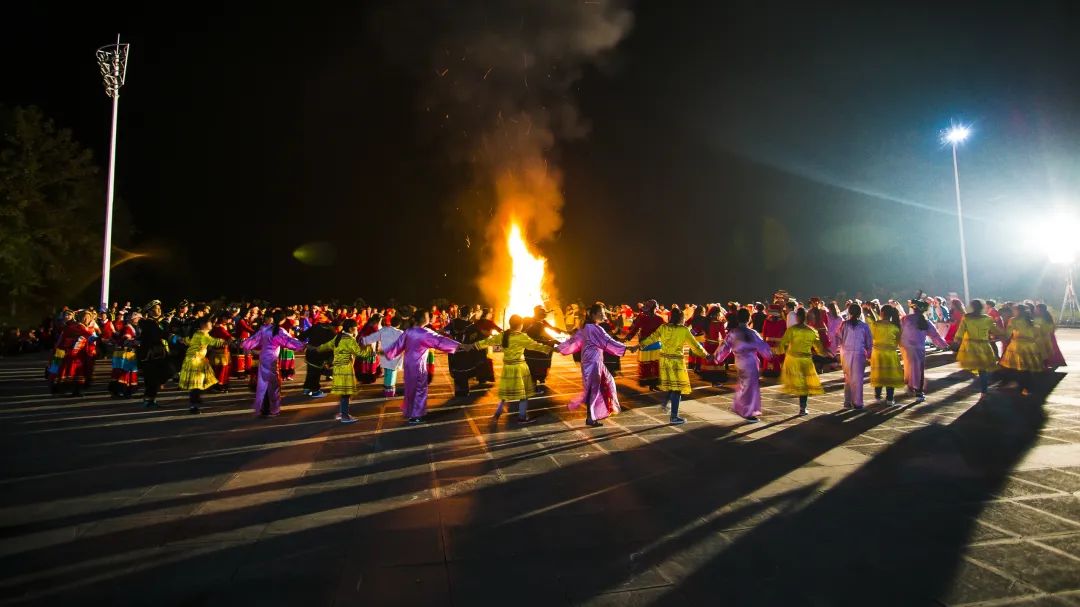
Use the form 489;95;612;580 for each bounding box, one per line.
3;1;1078;307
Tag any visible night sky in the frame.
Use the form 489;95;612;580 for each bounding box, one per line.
4;1;1079;308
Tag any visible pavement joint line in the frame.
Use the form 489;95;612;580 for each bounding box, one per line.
1023;538;1080;564
460;406;508;483
1007;498;1080;530
952;590;1080;607
603;416;692;466
555;415;611;456
956;553;1045;598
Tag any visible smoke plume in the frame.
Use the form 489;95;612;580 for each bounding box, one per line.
376;0;634;306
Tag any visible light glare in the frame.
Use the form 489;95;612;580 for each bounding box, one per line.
944;125;971;145
1041;212;1079;265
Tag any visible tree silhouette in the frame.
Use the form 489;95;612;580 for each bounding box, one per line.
0;106;103;319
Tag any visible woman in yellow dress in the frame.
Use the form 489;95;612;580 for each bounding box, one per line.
317;318;373;424
952;299;1006;394
999;303;1044;396
870;304;905;405
473;314;555;425
640;306;709;425
179;318;227;413
773;308;826;416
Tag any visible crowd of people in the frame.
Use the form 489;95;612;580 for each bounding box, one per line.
26;290;1070;427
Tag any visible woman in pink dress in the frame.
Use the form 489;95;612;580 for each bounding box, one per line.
713;308;773;422
243;310;306;417
556;303;637;427
382;309;463;425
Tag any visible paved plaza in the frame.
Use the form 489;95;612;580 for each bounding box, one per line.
1;332;1079;606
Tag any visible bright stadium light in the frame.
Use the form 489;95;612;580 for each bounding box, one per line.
943;125;971;145
941;121;974;304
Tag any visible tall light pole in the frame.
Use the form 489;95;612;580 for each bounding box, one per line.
95;35;129;312
943;124;971;304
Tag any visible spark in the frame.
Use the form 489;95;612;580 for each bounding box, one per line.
483;66;493;80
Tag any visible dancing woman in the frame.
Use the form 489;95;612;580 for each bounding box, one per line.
624;300;664;390
695;306;730;385
952;299;1005;394
1034;303;1067;369
355;314;382;384
772;308;826;416
899;300;949;403
317;319;372;424
943;298;966;343
713;308;773;422
999;303;1044;396
49;310;96;397
382;309;462;425
836;303;873;409
108;310;140;398
870;304;905;405
208;315;234;392
556;304;637;427
179;318;226;413
640;306;709;425
243;310;306;417
278;311;299;381
474;314;554;425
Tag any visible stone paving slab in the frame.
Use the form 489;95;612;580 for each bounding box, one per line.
0;330;1078;605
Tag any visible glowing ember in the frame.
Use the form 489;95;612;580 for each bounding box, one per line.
505;222;546;318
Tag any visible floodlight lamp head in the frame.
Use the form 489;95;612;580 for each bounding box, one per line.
943;125;971;146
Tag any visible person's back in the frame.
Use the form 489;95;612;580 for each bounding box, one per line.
871;320;900;349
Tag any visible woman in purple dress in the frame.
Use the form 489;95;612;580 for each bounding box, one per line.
900;300;950;403
383;309;463;425
242;310;306;417
556;304;637;427
836;303;874;410
713;308;773;423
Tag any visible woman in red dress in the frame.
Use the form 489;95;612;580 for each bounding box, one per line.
209;315;235;391
944;298;966;344
355;314;382;384
695;306;729;385
50;310;96;396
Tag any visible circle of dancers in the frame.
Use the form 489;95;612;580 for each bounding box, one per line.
36;291;1068;426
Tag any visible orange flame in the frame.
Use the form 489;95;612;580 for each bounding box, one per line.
505;222;546;318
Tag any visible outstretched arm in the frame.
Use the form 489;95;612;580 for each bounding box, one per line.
684;329;709;359
598;327;629;357
555;329;584;355
924;321;949;349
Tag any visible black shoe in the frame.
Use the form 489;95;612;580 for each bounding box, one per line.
517;417;537;425
189;406;201;414
586;419;603;427
406;417;423;425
